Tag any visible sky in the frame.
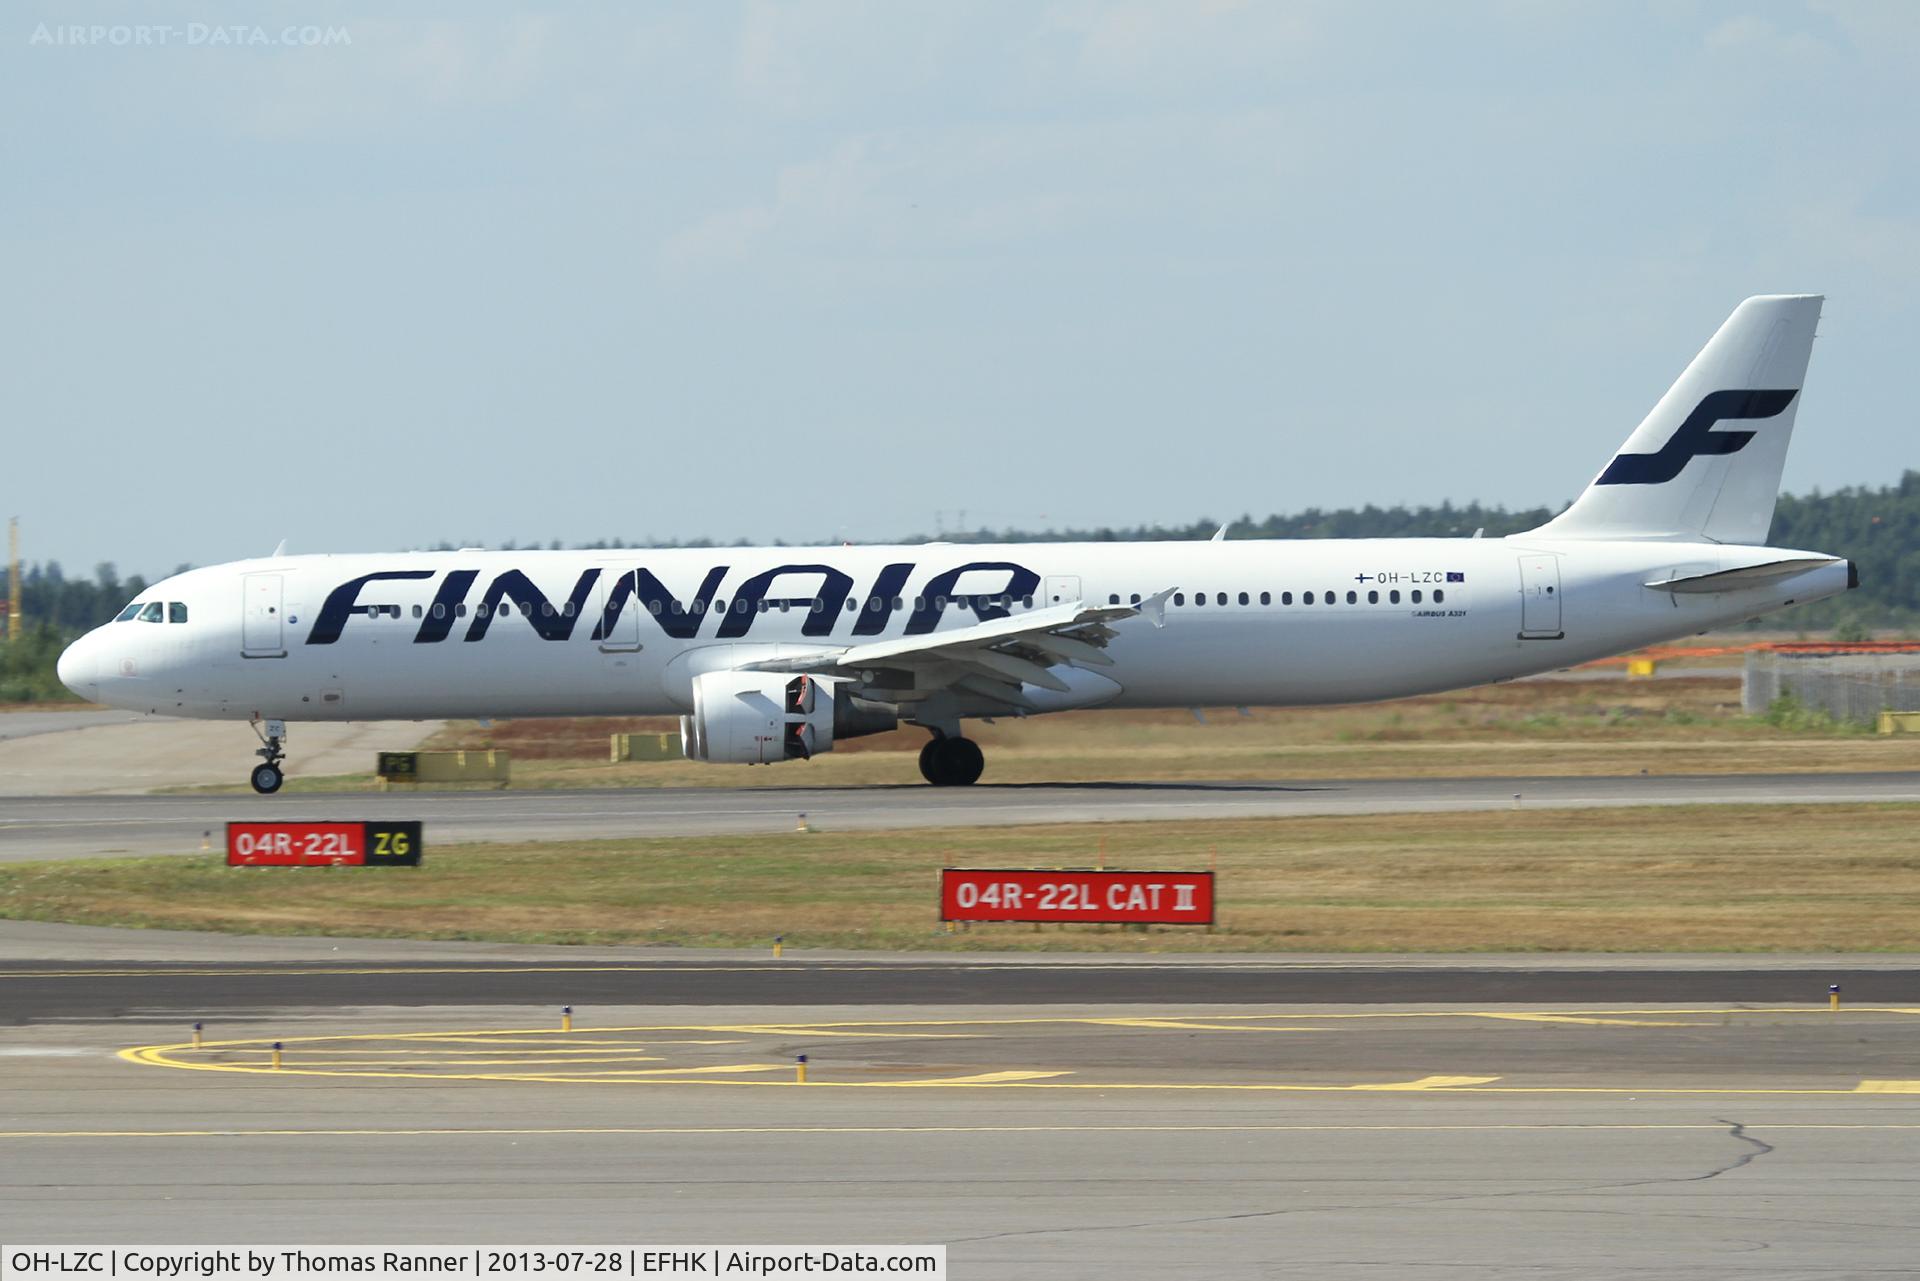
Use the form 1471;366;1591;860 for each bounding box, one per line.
5;1;1918;575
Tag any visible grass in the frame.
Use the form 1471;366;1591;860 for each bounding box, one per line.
165;675;1919;795
6;804;1920;952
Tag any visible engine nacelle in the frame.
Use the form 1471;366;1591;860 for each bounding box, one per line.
679;672;897;764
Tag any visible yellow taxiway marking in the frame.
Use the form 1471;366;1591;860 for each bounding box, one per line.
1080;1018;1326;1032
9;1122;1920;1141
1344;1075;1503;1091
239;1056;668;1068
558;1064;787;1077
873;1071;1073;1085
1474;1014;1718;1028
116;1007;1920;1094
698;1026;985;1040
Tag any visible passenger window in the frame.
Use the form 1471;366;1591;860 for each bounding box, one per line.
1389;590;1400;604
1195;593;1206;607
1434;589;1446;604
1022;595;1034;608
456;603;469;617
1108;593;1120;605
411;605;423;620
1239;592;1250;606
432;603;446;619
1259;592;1270;605
894;597;904;610
1303;592;1314;605
1174;593;1186;606
914;596;926;610
1130;593;1141;605
1367;590;1378;604
137;602;164;623
1325;592;1335;606
845;598;857;612
1411;590;1422;604
1281;592;1292;605
934;596;948;609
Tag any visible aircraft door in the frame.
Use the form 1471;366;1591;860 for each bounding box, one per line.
1517;555;1563;640
241;573;286;657
595;570;643;653
1043;575;1082;606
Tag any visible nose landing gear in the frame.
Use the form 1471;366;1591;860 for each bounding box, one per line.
249;718;287;795
918;733;984;787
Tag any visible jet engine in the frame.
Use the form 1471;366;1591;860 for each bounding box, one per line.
680;671;897;764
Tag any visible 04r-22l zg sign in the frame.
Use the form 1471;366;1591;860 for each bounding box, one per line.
940;869;1214;925
226;821;423;866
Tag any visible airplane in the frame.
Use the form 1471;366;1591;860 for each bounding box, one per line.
59;294;1853;793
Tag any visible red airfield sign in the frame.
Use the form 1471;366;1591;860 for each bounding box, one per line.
226;821;422;866
940;868;1214;925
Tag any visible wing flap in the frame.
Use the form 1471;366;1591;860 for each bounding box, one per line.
736;590;1174;688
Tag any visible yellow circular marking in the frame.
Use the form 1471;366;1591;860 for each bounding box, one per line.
116;1007;1920;1095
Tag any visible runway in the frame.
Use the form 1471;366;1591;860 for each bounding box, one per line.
9;768;1920;860
1;957;1911;1021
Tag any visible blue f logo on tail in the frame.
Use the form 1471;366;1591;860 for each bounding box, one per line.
1595;389;1798;485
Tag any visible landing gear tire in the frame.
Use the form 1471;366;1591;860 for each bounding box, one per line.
250;718;287;795
918;735;984;787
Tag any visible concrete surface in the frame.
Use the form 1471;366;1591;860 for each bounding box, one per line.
10;770;1920;861
4;999;1918;1276
0;714;442;796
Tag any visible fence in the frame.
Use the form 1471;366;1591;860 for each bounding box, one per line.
1743;649;1920;725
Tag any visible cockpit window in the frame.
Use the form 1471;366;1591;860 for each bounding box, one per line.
169;602;189;624
115;602;143;622
136;602;164;623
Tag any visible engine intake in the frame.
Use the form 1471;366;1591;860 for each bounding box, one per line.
679;671;896;764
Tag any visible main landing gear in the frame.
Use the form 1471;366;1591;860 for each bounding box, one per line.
250;718;287;795
919;734;984;787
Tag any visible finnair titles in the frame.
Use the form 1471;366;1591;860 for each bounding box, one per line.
59;295;1854;791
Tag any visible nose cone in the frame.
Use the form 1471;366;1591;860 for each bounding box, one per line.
57;635;100;702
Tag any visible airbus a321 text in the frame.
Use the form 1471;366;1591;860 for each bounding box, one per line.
60;295;1854;792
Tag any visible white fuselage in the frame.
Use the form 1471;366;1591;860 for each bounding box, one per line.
59;536;1849;723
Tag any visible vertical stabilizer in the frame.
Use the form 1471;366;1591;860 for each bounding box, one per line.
1530;294;1822;543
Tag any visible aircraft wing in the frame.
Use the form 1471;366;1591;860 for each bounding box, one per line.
737;589;1175;710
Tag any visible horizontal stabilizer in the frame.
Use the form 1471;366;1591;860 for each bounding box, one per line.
1645;557;1840;594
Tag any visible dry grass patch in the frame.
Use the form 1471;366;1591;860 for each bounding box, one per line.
5;804;1919;952
171;675;1919;794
